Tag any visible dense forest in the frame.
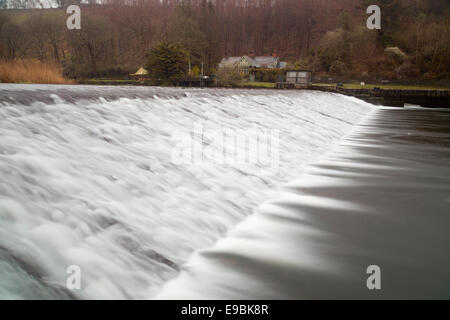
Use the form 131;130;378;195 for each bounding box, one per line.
0;0;449;81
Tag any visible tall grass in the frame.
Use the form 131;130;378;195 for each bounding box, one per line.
0;59;74;84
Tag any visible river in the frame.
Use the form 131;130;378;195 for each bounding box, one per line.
1;84;375;299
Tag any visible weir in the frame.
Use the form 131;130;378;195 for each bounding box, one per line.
307;85;450;108
0;85;373;299
158;107;450;299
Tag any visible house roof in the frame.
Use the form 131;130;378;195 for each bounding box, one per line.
133;67;148;75
220;57;242;66
220;55;282;68
252;56;278;68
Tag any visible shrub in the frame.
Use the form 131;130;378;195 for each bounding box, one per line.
329;60;347;76
216;67;246;87
248;68;284;82
191;66;200;77
396;61;420;78
384;47;407;64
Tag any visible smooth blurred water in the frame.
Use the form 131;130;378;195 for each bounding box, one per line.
158;108;450;300
0;84;373;299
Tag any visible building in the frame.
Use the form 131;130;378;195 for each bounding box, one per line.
132;67;148;76
275;70;313;89
286;70;312;85
219;54;287;73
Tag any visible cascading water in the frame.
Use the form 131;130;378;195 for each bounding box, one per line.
0;84;374;299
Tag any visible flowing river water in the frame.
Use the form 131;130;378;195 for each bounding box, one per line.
6;84;438;299
0;84;375;299
159;107;450;299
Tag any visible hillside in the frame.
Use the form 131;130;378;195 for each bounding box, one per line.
1;0;59;9
0;0;449;81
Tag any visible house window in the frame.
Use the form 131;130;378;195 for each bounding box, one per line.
239;67;249;74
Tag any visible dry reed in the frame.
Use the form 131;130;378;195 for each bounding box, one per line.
0;59;74;84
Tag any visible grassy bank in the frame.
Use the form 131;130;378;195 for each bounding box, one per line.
81;79;142;85
238;82;450;90
0;59;73;84
238;82;275;89
313;83;450;91
227;81;449;90
80;80;277;89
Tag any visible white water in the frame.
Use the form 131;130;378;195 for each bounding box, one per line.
0;85;373;299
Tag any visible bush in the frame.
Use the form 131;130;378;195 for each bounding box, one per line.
216;67;246;87
384;47;407;64
396;61;420;78
190;66;200;77
96;68;129;78
329;60;347;76
62;57;128;79
249;68;284;82
294;56;320;72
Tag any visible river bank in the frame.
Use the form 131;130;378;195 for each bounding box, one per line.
309;85;450;108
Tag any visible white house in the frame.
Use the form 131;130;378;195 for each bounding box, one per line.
219;54;287;73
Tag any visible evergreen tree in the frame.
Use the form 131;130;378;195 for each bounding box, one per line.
145;41;189;83
168;1;207;72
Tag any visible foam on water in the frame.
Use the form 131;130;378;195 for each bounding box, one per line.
0;85;374;299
